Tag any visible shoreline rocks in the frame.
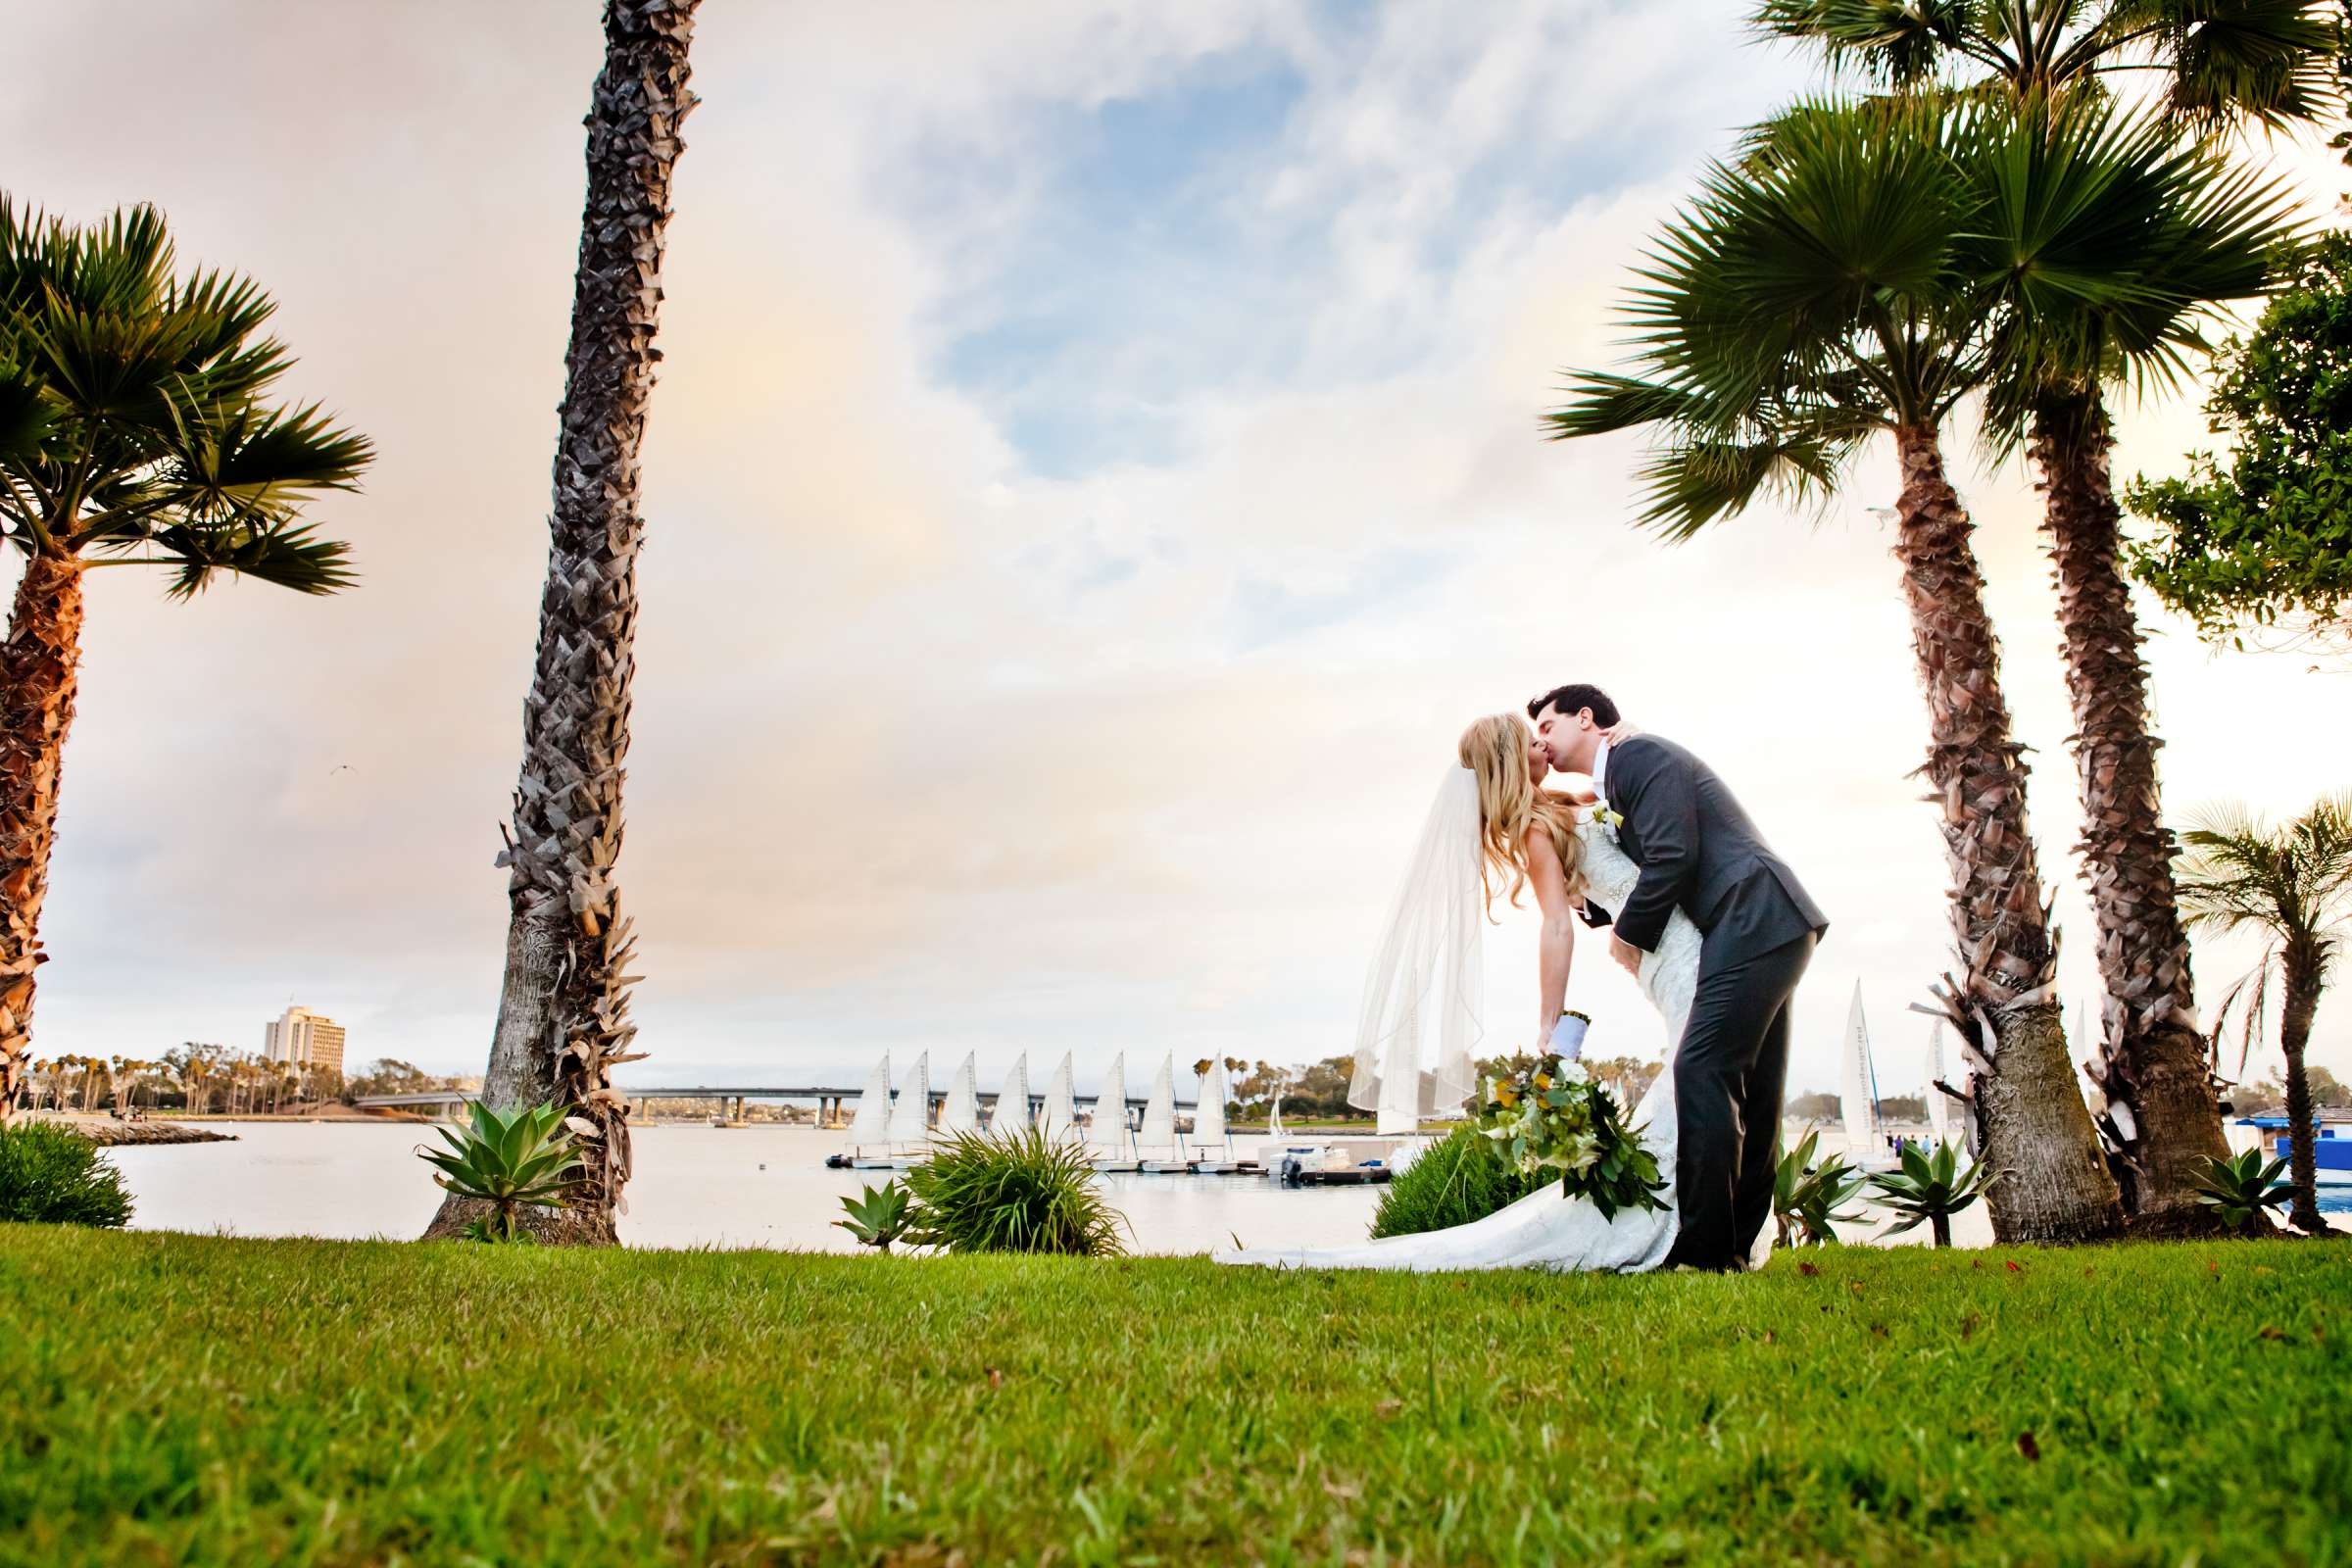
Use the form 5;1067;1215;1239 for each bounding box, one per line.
42;1117;238;1147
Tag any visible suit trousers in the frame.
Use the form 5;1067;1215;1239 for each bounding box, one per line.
1664;928;1817;1270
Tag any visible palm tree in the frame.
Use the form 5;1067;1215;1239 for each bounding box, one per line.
0;201;372;1121
2177;795;2352;1233
1750;0;2338;1228
1549;97;2130;1241
424;0;702;1245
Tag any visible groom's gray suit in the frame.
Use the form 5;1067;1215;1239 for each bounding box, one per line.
1577;734;1827;1270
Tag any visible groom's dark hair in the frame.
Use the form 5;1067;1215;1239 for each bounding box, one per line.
1528;683;1620;728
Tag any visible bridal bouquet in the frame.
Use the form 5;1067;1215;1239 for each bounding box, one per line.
1473;1048;1667;1221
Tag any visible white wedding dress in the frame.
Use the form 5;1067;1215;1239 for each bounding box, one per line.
1215;821;1704;1273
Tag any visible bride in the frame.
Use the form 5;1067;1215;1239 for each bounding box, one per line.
1216;711;1738;1274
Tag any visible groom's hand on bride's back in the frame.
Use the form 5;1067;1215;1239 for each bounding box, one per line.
1607;932;1643;976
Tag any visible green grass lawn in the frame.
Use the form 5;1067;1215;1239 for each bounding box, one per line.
3;1229;2348;1566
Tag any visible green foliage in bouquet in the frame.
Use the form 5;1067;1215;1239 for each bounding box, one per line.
1369;1124;1549;1239
904;1128;1127;1256
0;1121;132;1228
1471;1054;1666;1222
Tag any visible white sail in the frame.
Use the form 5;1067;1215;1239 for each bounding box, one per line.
939;1053;980;1138
1926;1019;1951;1141
1139;1054;1178;1155
1090;1053;1133;1159
843;1054;892;1152
1267;1093;1285;1139
1839;982;1881;1154
884;1052;929;1149
1194;1059;1230;1153
1038;1054;1078;1144
990;1054;1032;1136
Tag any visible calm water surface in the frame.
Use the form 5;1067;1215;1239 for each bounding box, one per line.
124;1121;2332;1253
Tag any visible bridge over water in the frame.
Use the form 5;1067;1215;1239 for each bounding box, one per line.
352;1084;1200;1127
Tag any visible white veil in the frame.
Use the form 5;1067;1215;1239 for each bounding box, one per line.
1347;766;1486;1133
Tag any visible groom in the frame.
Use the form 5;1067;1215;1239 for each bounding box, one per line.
1531;683;1827;1272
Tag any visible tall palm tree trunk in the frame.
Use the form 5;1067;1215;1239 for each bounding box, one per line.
2032;393;2230;1231
1891;425;2125;1243
2278;960;2328;1233
0;557;83;1124
424;0;699;1245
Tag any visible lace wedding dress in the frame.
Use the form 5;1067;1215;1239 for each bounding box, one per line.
1214;821;1701;1273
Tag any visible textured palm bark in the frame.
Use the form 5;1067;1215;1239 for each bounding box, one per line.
0;557;83;1122
425;0;699;1244
1890;425;2124;1243
2277;968;2328;1234
2033;395;2230;1229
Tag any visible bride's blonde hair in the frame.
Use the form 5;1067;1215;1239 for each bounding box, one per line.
1458;712;1586;914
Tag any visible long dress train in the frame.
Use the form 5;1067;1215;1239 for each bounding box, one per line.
1214;823;1711;1273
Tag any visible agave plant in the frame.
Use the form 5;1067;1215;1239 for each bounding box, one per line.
904;1128;1127;1256
1867;1139;1999;1249
419;1102;583;1244
835;1180;913;1253
1772;1130;1870;1248
2189;1149;2294;1235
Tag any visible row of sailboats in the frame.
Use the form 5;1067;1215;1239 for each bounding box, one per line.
841;1050;1244;1172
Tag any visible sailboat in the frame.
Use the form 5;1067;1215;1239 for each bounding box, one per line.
1925;1019;1952;1143
1190;1059;1239;1173
1090;1052;1138;1172
1839;983;1891;1167
1266;1093;1285;1139
842;1053;895;1168
884;1051;929;1167
939;1053;981;1139
1037;1054;1079;1145
1137;1054;1188;1172
990;1054;1032;1137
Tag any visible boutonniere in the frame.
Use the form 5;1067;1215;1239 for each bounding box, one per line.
1592;803;1625;841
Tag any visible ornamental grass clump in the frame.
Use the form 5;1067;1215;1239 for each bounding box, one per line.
1370;1124;1548;1239
904;1128;1126;1256
0;1120;132;1228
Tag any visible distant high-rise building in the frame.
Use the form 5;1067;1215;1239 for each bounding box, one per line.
264;1006;347;1074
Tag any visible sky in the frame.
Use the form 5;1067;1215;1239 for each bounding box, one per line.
4;0;2346;1104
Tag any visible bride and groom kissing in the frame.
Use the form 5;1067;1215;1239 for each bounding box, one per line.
1219;683;1827;1275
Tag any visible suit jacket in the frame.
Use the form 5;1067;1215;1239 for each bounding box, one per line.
1581;734;1827;959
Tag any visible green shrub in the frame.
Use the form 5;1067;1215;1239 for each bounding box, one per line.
1866;1138;1997;1248
418;1102;582;1243
1772;1129;1869;1247
835;1180;913;1252
904;1128;1126;1255
2190;1149;2293;1233
0;1120;133;1228
1369;1125;1547;1239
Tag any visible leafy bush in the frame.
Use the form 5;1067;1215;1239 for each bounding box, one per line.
836;1181;913;1252
1370;1124;1548;1239
904;1129;1126;1255
419;1102;583;1243
2191;1149;2293;1233
1772;1130;1869;1247
1866;1139;1997;1248
0;1120;133;1228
